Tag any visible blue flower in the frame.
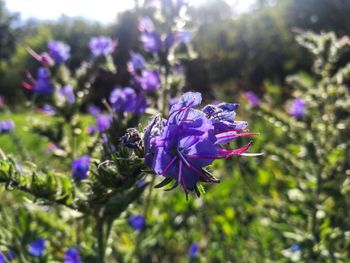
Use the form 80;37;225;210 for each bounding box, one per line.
48;40;70;63
37;104;56;116
64;248;82;263
109;87;147;115
96;115;111;133
175;31;192;44
58;85;75;104
144;92;254;192
0;120;15;133
129;215;145;230
87;104;101;117
289;98;306;119
139;70;161;92
290;244;301;253
188;243;199;257
23;68;54;95
139;17;155;32
71;155;90;180
0;252;6;263
128;52;146;72
7;250;17;261
141;32;162;53
89;36;116;57
28;238;46;256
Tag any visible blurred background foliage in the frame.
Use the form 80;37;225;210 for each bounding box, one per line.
0;0;350;262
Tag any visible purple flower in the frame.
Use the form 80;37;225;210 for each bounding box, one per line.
245;91;260;107
87;104;101;117
72;155;90;180
58;85;75;104
139;17;155;32
64;248;82;263
96;115;111;133
289;98;306;119
48;40;70;63
188;243;199;257
22;68;54;95
87;125;97;135
0;252;6;263
164;32;175;49
129;215;145;230
7;250;17;261
128;52;146;72
139;70;161;91
141;32;162;53
89;36;116;57
28;239;46;256
0;120;15;133
37;104;56;116
144;92;254;192
109;87;147;115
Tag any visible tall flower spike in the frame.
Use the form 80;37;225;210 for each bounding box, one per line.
144;92;256;194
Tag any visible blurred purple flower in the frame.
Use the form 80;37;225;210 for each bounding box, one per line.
72;155;90;180
7;250;16;261
139;17;155;32
164;32;175;49
141;32;162;53
128;52;146;72
28;239;46;256
245;91;260;107
58;85;75;104
37;104;56;116
0;252;5;263
144;92;254;192
96;115;111;133
109;87;147;115
290;244;301;253
140;70;161;91
23;68;53;95
64;248;82;263
87;124;97;135
175;31;192;44
87;104;101;117
0;120;15;133
129;215;145;230
48;40;70;63
89;36;116;57
188;243;199;257
289;98;306;119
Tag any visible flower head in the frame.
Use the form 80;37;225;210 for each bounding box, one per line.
89;36;116;57
141;32;162;53
129;215;145;230
144;92;254;193
28;239;46;256
290;244;301;253
0;252;6;263
245;91;260;107
289;98;306;119
87;104;101;117
72;155;90;180
0;120;15;133
188;243;199;257
109;87;147;115
57;85;75;104
128;52;146;72
48;40;70;63
64;248;82;263
96;115;111;133
139;17;155;32
139;70;161;92
22;68;54;95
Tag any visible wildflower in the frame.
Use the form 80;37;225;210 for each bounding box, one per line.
7;250;16;261
139;70;161;91
128;52;146;72
89;36;116;57
245;91;260;107
129;215;145;230
64;248;82;263
28;238;46;256
37;104;56;116
289;98;306;119
141;32;162;53
48;40;70;63
72;155;90;180
139;17;155;32
0;252;6;263
0;120;15;133
109;87;147;115
96;115;111;133
188;243;199;257
86;125;97;135
290;244;301;253
57;85;75;104
87;104;101;117
144;92;254;193
22;68;53;95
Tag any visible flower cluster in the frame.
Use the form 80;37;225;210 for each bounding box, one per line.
0;120;15;133
144;92;255;193
89;36;116;57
